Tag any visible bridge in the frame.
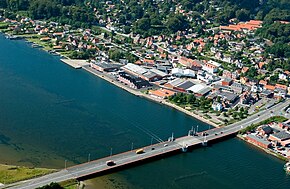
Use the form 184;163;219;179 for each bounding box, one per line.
4;100;290;189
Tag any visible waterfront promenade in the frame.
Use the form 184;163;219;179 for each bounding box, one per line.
4;100;290;189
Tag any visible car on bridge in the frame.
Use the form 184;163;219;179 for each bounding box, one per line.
136;148;144;154
106;160;116;166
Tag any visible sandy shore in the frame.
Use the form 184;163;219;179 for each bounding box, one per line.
82;66;219;128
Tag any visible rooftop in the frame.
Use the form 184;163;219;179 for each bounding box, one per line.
247;134;271;146
271;131;290;141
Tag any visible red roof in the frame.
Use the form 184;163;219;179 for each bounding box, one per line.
265;85;275;91
275;84;288;90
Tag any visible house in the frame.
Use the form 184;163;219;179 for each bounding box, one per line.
257;125;273;136
90;61;119;72
251;84;263;93
269;131;290;143
178;57;202;71
246;134;271;149
143;59;155;66
118;72;151;89
240;77;249;84
274;88;286;99
278;123;290;132
259;80;267;86
202;61;218;74
275;84;288;91
212;102;223;111
149;89;176;99
208;91;238;104
187;84;211;97
172;68;195;78
240;92;253;105
241;67;249;74
223;70;232;79
279;73;288;81
122;63;161;81
222;78;233;86
230;82;245;94
176;81;195;91
264;85;275;91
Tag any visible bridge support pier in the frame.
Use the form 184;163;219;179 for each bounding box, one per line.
202;140;208;147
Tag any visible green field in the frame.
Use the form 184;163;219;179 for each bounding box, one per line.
0;164;56;184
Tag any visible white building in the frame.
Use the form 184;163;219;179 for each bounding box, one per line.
212;102;223;111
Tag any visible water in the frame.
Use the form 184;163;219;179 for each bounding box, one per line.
0;35;289;188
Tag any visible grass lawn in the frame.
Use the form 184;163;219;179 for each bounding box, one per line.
0;22;8;29
0;164;56;184
27;38;53;50
60;179;79;189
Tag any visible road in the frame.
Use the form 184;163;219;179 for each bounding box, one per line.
3;100;290;189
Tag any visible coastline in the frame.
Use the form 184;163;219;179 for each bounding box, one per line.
82;66;220;128
0;31;219;128
0;30;220;128
237;135;289;162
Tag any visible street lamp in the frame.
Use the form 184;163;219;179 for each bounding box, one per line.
110;148;113;157
65;159;67;169
131;142;134;151
88;153;91;162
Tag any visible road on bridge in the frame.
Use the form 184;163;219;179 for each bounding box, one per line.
4;100;290;189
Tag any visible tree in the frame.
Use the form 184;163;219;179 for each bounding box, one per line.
135;17;151;31
166;14;189;33
0;0;7;8
186;94;196;104
236;9;250;21
109;49;124;61
37;182;63;189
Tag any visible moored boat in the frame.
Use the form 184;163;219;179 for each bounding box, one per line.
284;162;290;174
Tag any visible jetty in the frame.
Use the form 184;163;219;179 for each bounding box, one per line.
60;59;90;69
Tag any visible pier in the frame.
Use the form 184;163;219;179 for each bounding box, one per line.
4;99;290;189
60;59;90;69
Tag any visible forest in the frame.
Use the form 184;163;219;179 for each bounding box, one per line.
0;0;289;57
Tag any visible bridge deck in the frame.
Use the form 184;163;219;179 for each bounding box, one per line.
5;100;290;189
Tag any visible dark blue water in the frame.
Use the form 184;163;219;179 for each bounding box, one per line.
0;34;289;188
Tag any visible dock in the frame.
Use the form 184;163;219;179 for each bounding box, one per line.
60;59;90;69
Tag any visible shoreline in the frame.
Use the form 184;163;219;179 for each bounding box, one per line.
0;31;220;128
237;135;289;162
82;66;220;128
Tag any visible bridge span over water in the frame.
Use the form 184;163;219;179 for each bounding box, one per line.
4;100;290;189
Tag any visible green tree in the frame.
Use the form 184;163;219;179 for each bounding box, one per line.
166;14;189;33
236;9;250;21
109;49;124;61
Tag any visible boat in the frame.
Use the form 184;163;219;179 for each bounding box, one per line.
284;162;290;174
5;34;22;40
31;43;41;48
